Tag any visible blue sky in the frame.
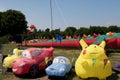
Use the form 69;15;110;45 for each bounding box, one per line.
0;0;120;31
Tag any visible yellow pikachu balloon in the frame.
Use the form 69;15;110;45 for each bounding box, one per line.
75;39;112;79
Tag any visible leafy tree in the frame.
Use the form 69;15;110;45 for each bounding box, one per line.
75;27;89;37
64;26;77;37
100;26;108;34
118;26;120;32
1;9;27;36
89;26;103;35
0;12;2;35
40;30;46;39
108;25;119;32
45;28;50;32
60;31;66;39
53;29;60;35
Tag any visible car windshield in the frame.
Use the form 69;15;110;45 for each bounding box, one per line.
53;58;66;64
31;49;43;57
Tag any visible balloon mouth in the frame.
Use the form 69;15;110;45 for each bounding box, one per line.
90;53;97;54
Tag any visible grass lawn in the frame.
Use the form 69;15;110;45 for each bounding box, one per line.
0;43;120;80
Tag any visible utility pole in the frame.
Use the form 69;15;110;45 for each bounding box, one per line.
50;0;53;47
50;0;53;31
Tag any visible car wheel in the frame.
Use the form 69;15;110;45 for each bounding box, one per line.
29;64;39;77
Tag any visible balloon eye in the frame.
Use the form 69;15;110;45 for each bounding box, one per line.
94;46;96;48
83;50;86;55
85;46;88;48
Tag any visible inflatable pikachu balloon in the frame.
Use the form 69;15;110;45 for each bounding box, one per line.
75;39;112;79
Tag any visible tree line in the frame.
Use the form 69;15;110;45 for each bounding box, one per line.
0;9;120;42
29;25;120;40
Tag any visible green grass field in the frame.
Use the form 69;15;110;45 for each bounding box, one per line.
0;44;120;80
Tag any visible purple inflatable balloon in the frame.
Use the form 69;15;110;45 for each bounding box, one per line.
116;62;120;68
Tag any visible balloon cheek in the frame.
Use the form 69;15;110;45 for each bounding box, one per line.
83;50;86;55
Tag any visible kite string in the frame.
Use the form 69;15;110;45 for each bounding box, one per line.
54;0;68;29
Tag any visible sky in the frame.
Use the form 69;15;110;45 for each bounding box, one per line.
0;0;120;31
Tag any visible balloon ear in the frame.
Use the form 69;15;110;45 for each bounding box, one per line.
99;41;106;48
80;39;88;49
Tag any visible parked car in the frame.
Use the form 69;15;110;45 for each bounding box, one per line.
12;47;54;77
45;56;72;77
3;48;24;68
